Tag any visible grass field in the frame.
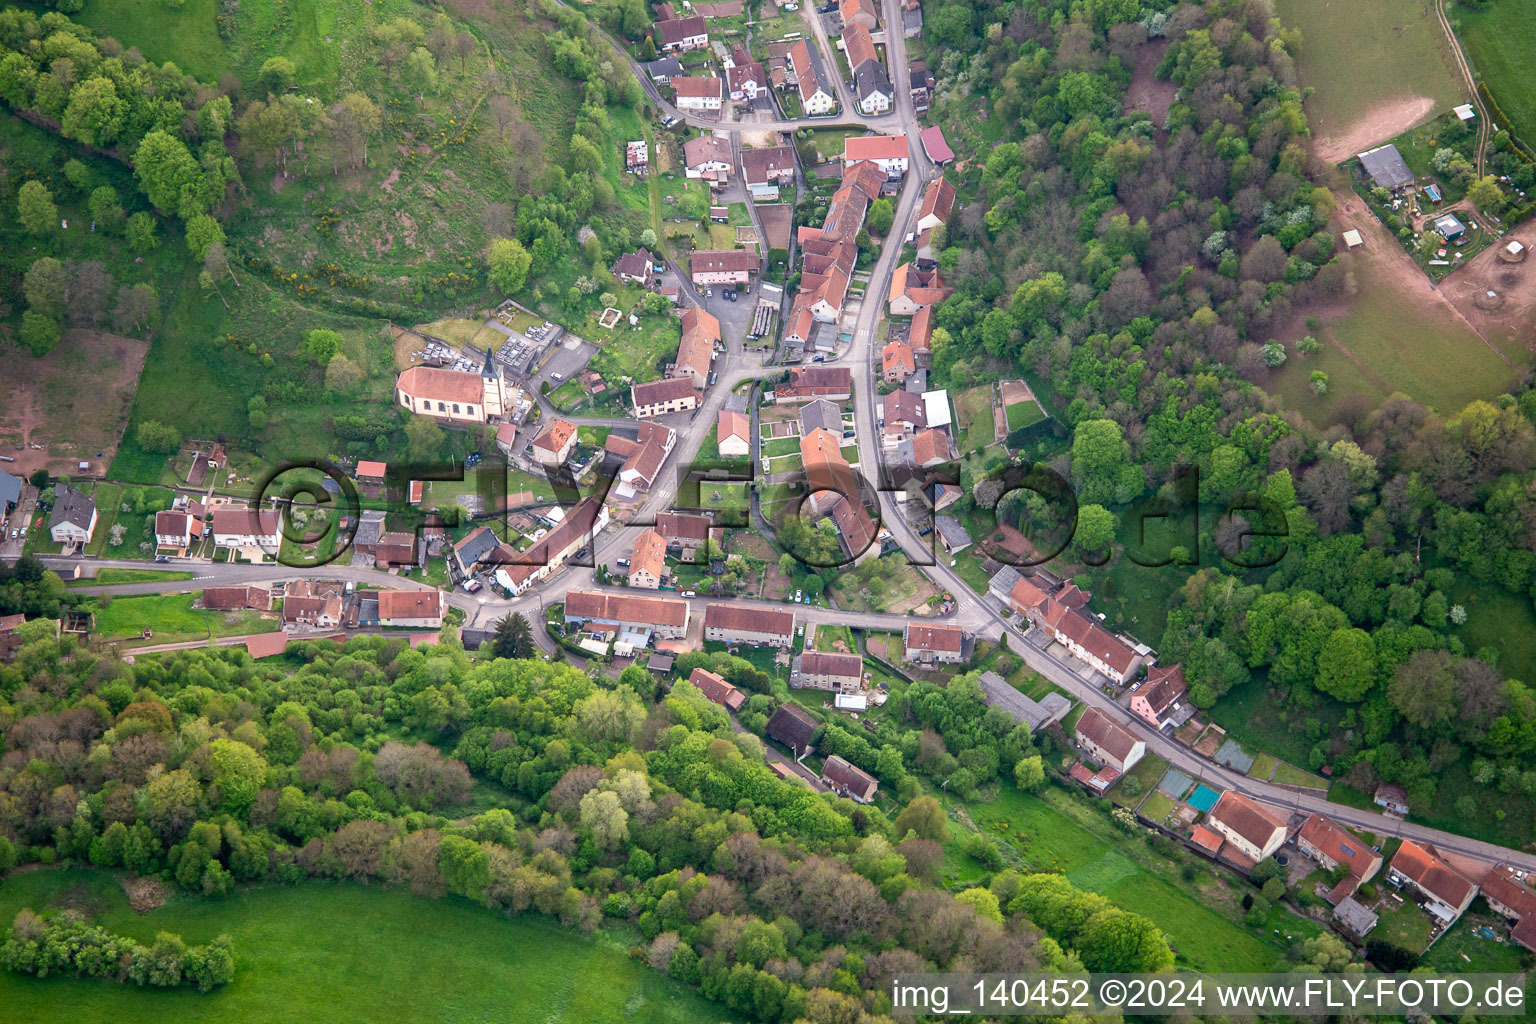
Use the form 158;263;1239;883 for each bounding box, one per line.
0;869;722;1024
75;0;228;82
1455;1;1536;143
955;386;995;455
1275;0;1465;147
1005;399;1045;431
1375;898;1435;953
957;784;1315;972
1268;250;1517;417
1449;573;1536;677
68;569;194;587
1421;907;1529;973
90;593;276;645
761;436;800;459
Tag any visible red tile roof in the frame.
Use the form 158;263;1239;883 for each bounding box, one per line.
377;589;444;621
822;755;877;801
1190;825;1225;853
904;622;964;653
532;418;577;454
844;134;908;163
842;21;877;69
919;125;954;163
1390;841;1476;909
1075;707;1140;763
705;602;794;636
718;410;749;446
629;529;667;583
1298;813;1381;879
396;366;485;405
799;651;862;678
355;460;388;479
689;667;745;710
565;589;690;628
1209;792;1287;850
918;176;955;223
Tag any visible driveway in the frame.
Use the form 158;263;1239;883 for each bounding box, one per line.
532;336;597;391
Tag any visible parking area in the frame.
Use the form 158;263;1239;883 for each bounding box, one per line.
1;482;37;560
532;336;597;390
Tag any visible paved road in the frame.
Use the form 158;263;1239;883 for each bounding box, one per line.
30;2;1536;878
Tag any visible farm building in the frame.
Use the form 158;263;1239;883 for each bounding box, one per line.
1357;144;1414;190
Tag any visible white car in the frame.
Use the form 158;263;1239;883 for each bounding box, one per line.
550;372;563;381
794;590;802;602
681;590;696;598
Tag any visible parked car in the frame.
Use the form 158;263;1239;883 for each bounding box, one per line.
461;579;482;593
616;558;630;568
794;590;802;602
681;590;696;598
550;371;563;381
812;354;825;363
154;555;170;563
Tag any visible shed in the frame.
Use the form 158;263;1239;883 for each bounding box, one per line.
1357;144;1414;189
1453;103;1476;121
1333;896;1379;938
1433;213;1466;240
834;694;868;711
1342;229;1363;249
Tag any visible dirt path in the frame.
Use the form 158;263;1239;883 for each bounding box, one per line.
1313;96;1437;163
1433;0;1490;175
990;383;1006;444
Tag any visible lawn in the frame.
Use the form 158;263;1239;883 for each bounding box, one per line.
68;568;194;587
1005;399;1045;431
1109;754;1169;809
955;386;996;455
1273;0;1465;148
1137;791;1177;822
1421;907;1529;973
1449;573;1536;680
958;784;1314;972
1267;246;1518;417
586;313;680;385
1455;1;1536;144
1248;752;1280;781
90;593;276;646
1374;898;1435;953
0;869;723;1024
761;436;801;459
75;0;229;82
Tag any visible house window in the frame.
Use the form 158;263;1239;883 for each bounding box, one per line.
401;394;410;407
453;404;461;414
437;401;446;412
467;406;476;416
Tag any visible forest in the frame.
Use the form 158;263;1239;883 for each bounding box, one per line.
0;627;1271;1017
916;0;1536;847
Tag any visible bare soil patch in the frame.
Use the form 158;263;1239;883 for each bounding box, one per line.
1438;232;1536;362
0;329;149;476
121;876;167;914
1122;40;1175;126
999;379;1035;405
755;204;794;251
1313;95;1436;163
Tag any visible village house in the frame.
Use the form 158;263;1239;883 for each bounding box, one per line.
47;485;97;547
211;507;282;551
673;75;724;112
902;622;968;665
283;581;343;630
690;668;746;712
627;529;668;589
897;428;950;471
741;145;797;196
881;339;916;384
611;249;656;285
1130;664;1189;729
451;525;502;579
705;603;795;647
1476;866;1536;952
791;650;863;693
767;702;820;757
632;377;701;419
374;530;419;568
917;176;956;233
200;586;273;612
840;0;878;29
775;365;853;402
625;139;648;174
888;263;952;315
690;249;759;286
355;460;388;488
822;755;878;803
377;589;446;629
487;496;611;595
605;421;678;498
153;509;197;549
683;135;733;180
1206;791;1288;865
674;307;720;387
395;366;503;424
909;64;933;113
1296;814;1382;904
1074;707;1144;774
564;589;690;643
788;40;836;115
655;511;717;561
934;515;971;555
726;61;767;101
530;418;578;467
642;56;684;81
655;15;708;52
1037;599;1144;684
714;411;751;460
1387;841;1478;926
843;134;909;177
880;389;926;445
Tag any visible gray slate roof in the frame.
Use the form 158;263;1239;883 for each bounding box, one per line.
978;671;1071;730
0;469;20;510
642;56;684;80
1333;896;1379;936
1358;144;1414;189
799;398;843;436
853;59;891;101
934;515;971;550
49;484;95;531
